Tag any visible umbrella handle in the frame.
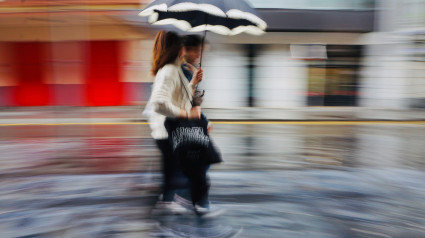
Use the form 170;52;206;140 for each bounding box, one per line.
200;30;207;68
199;12;208;69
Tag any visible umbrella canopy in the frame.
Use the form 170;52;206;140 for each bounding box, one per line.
139;0;267;35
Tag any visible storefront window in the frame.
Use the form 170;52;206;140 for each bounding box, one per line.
306;45;362;106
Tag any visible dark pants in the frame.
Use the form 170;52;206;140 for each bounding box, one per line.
181;160;210;206
156;139;209;206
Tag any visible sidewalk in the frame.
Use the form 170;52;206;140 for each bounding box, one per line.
0;106;424;124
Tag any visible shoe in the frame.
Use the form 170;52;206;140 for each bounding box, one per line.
174;194;193;210
152;201;190;215
194;203;226;218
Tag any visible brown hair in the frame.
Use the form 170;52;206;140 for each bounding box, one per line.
151;31;182;76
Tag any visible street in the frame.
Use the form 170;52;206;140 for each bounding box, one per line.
1;0;425;236
1;122;425;237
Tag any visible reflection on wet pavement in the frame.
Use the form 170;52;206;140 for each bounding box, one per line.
0;138;158;176
2;170;425;237
1;124;425;237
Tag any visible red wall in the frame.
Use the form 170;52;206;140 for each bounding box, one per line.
85;41;124;106
13;42;50;106
5;41;126;106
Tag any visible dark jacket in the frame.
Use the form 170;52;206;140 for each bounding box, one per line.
181;63;208;123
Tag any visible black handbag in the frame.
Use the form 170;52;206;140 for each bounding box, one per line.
164;74;222;166
164;117;222;167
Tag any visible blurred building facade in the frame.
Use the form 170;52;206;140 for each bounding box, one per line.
0;0;424;108
360;0;425;109
0;0;155;106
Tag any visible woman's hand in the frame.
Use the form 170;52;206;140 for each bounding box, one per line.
179;107;201;119
183;63;196;74
188;106;201;119
191;68;203;86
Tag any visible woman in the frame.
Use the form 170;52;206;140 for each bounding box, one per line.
148;31;205;214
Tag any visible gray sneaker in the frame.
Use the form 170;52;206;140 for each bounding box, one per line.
152;201;190;215
174;194;193;209
194;204;226;218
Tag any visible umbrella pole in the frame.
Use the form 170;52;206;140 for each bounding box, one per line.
199;30;207;68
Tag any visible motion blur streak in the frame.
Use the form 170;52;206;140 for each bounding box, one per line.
1;0;425;237
1;121;425;126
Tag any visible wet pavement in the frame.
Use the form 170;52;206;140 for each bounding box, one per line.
1;122;425;237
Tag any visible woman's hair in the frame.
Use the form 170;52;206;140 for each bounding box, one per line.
151;31;182;76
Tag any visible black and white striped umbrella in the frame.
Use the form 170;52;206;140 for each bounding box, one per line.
138;0;267;36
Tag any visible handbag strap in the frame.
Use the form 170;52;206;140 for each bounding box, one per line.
183;83;193;106
179;68;194;106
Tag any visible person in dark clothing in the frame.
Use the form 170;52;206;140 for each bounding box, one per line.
172;35;222;216
181;35;211;129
